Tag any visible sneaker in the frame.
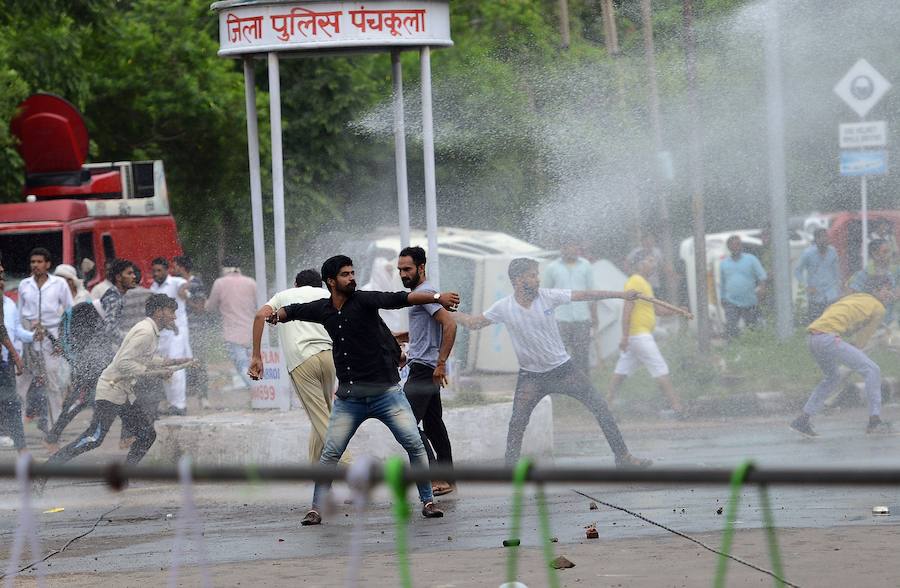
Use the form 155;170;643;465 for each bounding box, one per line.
0;436;14;448
615;453;653;469
790;416;818;438
866;417;894;435
421;502;444;518
300;510;322;526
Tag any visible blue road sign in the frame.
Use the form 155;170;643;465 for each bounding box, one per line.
840;150;887;176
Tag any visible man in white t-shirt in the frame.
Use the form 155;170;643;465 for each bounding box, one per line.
249;269;349;465
149;257;191;415
455;258;651;468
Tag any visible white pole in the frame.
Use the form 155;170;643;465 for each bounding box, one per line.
764;0;793;339
243;58;268;307
420;46;440;288
267;52;288;293
861;174;869;269
391;50;411;248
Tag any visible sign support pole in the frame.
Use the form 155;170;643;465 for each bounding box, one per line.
242;58;268;308
391;50;411;249
861;174;868;269
267;52;288;294
420;46;440;288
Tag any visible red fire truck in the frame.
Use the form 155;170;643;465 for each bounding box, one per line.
0;93;182;291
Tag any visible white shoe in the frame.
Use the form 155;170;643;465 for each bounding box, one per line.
0;436;15;448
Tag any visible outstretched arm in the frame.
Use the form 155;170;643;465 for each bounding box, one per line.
249;304;274;380
408;290;460;311
454;312;493;330
571;289;638;302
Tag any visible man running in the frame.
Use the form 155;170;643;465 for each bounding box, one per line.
397;246;457;496
250;269;349;465
790;275;895;437
266;255;459;526
454;258;651;468
45;294;190;469
606;249;684;416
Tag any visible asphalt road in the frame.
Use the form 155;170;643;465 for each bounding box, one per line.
1;405;899;584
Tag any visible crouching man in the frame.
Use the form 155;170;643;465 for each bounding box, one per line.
46;294;190;468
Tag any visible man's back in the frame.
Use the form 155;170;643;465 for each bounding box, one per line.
267;286;331;373
208;272;257;345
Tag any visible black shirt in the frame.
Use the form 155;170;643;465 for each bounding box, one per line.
282;290;411;398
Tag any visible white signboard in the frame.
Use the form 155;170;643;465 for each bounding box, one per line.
250;344;292;410
839;120;887;148
833;58;891;118
213;1;452;56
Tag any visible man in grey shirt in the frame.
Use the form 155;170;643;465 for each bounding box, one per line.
397;246;458;496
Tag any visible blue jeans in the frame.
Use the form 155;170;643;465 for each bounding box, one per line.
312;387;434;510
225;342;252;388
804;333;881;417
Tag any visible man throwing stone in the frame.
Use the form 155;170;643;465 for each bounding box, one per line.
790;275;895;437
454;258;651;468
267;255;459;525
397;246;457;496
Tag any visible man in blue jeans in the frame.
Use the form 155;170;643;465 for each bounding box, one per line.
267;255;460;526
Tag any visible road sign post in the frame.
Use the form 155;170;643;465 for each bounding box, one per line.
834;59;891;269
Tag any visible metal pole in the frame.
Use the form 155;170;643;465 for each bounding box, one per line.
267;52;288;294
640;0;681;313
683;0;710;352
243;58;268;307
764;0;793;339
861;175;869;268
558;0;571;49
420;46;440;288
391;50;411;249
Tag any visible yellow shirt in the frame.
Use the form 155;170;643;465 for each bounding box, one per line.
808;293;885;348
625;274;656;336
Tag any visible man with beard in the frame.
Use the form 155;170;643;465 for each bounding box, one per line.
266;255;460;526
397;246;457;496
454;258;651;468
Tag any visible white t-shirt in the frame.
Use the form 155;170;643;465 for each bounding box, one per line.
482;288;572;373
150;275;188;332
267;286;332;373
17;274;73;331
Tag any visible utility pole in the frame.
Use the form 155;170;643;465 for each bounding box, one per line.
764;0;794;339
639;0;681;311
683;0;710;352
600;0;619;55
558;0;571;49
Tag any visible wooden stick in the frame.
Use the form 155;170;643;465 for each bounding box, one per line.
635;294;694;319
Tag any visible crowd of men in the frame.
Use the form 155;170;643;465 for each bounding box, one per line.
0;226;897;522
0;249;258;457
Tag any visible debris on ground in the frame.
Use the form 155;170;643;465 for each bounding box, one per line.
277;538;284;542
585;525;599;539
502;539;521;547
716;507;724;515
549;536;559;543
589;502;598;510
872;506;890;515
551;555;575;569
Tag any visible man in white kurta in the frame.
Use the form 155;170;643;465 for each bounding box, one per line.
149;258;191;414
17;247;73;429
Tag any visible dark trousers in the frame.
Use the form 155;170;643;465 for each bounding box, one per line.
187;331;209;399
0;361;25;450
505;360;628;465
45;379;96;444
48;399;157;466
558;321;593;374
404;362;453;466
723;302;760;339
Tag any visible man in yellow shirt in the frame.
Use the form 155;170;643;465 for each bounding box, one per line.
790;275;895;437
607;250;684;416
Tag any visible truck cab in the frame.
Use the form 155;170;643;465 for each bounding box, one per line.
0;94;182;291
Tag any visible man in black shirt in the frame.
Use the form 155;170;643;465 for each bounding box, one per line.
268;255;460;526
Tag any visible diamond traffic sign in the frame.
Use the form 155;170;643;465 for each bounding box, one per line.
834;59;891;118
